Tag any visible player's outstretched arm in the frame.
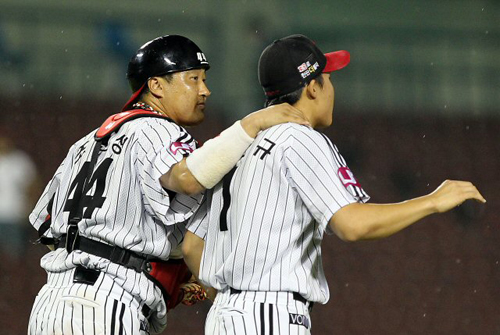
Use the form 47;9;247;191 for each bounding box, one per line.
239;103;310;138
330;180;486;241
160;103;309;195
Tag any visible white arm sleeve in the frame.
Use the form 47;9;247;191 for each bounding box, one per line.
186;121;253;189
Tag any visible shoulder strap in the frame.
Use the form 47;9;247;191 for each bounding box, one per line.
37;141;101;247
37;195;55;244
38;110;173;247
64;140;102;252
95;109;173;141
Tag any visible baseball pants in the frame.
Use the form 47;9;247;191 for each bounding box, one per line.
205;288;313;335
28;267;150;335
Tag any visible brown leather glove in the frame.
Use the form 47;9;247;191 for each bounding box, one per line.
180;277;208;306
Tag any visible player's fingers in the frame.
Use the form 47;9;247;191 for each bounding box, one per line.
441;180;484;201
453;180;475;187
265;103;311;126
443;179;478;187
284;104;303;114
281;105;310;125
281;112;310;126
274;103;302;115
433;181;485;212
464;186;486;203
448;182;486;205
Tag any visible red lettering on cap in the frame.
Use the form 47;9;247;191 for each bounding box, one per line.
265;89;281;96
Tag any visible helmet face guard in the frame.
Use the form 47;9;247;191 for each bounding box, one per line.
123;35;210;110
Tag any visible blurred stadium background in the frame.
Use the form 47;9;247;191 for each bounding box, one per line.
0;0;498;334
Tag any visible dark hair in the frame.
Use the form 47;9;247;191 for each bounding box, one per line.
265;74;324;107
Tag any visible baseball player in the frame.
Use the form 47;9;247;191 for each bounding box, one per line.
182;34;486;335
27;35;309;335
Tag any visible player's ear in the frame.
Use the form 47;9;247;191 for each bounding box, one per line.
147;77;165;98
305;79;319;100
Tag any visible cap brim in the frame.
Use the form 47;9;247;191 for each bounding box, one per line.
323;50;350;73
122;83;147;112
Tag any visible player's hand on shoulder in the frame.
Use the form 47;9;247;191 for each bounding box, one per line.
240;103;310;138
428;180;486;213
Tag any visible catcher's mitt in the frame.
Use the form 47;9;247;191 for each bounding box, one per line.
180;277;208;306
145;259;207;311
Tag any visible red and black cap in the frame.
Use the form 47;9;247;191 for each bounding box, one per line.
123;35;210;111
258;34;350;98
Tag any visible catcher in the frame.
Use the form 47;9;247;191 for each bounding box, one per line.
28;35;309;334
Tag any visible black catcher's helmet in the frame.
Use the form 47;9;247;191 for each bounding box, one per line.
123;35;210;111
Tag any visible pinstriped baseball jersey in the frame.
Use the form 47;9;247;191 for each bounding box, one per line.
188;123;369;304
29;114;202;333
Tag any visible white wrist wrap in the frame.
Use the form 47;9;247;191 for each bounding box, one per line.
186;121;254;189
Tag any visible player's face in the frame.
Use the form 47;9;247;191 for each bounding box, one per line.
315;73;335;128
160;69;211;126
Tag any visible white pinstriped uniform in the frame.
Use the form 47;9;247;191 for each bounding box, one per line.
188;123;369;335
29;113;202;334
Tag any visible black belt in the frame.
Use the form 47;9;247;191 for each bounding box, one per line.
59;232;155;319
229;287;313;310
73;266;152;318
56;232;152;273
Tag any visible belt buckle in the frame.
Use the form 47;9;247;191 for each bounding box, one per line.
65;225;80;253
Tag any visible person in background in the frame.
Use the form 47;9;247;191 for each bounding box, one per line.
0;135;38;260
